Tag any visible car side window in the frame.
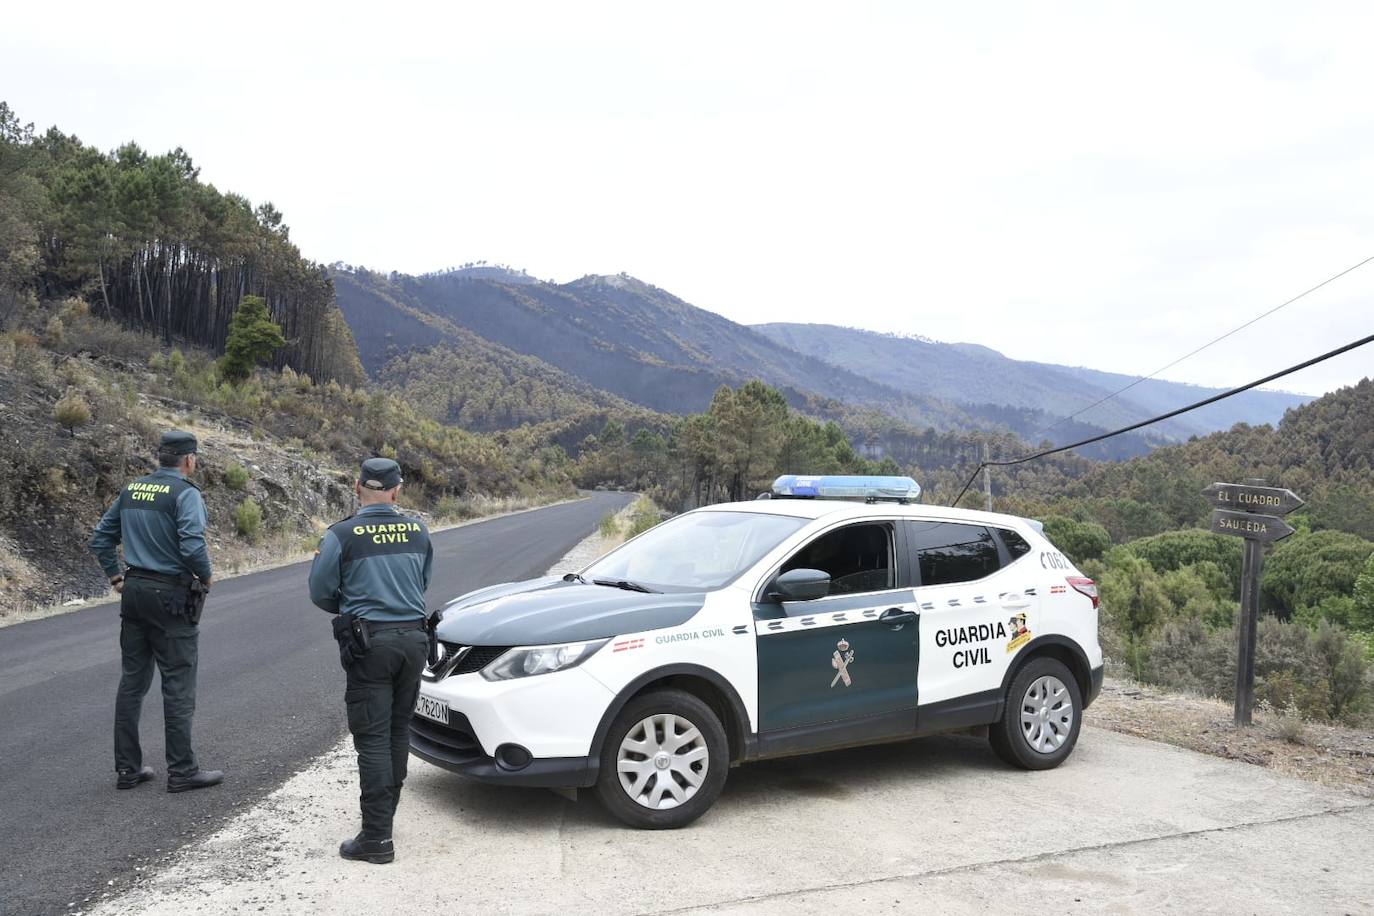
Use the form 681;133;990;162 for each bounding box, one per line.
998;528;1032;560
907;521;1000;586
781;522;895;596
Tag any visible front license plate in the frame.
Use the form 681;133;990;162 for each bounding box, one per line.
415;693;448;725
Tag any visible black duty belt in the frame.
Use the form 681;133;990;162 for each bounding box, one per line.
364;619;426;635
125;567;190;586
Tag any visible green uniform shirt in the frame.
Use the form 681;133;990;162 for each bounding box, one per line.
308;504;433;621
89;468;212;581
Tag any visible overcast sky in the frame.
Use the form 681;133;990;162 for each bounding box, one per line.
4;1;1371;397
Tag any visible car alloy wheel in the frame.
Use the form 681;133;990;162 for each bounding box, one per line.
1019;674;1074;753
616;713;710;809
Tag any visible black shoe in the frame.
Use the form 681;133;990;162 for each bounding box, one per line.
166;769;224;793
116;766;155;790
339;834;395;865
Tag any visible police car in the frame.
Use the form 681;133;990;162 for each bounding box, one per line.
411;475;1102;829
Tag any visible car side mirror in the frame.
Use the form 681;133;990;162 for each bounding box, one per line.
768;568;831;603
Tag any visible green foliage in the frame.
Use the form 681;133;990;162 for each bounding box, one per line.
220;296;286;384
1098;554;1172;673
625;498;661;538
1124;529;1243;595
233;498;263;542
1041;516;1110;563
1354;554;1374;633
223;462;250;491
0;102;364;385
53;392;91;436
1261;530;1374;621
573;381;895;511
598;512;620;539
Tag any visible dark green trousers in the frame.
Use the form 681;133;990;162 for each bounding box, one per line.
345;627;428;840
115;576;200;777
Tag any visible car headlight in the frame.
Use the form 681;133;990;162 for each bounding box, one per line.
480;639;609;681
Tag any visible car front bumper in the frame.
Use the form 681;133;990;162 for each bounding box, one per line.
408;665;612;788
409;714;597;787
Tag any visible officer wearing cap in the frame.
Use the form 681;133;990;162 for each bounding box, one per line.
309;457;433;865
88;430;224;793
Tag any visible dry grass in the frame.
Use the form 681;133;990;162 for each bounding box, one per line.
1088;678;1374;796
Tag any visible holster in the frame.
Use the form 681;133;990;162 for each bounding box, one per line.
331;613;371;670
185;579;208;624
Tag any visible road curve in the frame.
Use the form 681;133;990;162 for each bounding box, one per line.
0;491;633;916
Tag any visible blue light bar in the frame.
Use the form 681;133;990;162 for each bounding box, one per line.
771;474;921;503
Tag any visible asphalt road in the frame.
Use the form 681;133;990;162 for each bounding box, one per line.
0;492;633;916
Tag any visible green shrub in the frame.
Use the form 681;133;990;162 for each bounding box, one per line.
234;498;263;542
1261;530;1374;620
223;462;250;491
598;512;620;539
53;392;91;436
1042;515;1111;563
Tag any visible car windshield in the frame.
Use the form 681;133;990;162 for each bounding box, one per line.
582;510;808;592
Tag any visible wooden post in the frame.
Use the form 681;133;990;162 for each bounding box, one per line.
1235;536;1263;725
982;441;992;512
1204;477;1302;727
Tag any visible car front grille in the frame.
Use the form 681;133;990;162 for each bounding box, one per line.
409;709;482;759
424;642;512;681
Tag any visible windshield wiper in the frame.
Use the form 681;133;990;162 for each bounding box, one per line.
593;578;658;594
563;572;587;584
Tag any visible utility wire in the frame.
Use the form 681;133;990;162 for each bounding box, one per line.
1033;253;1374;441
951;330;1374;508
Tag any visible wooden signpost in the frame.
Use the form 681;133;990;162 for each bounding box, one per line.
1204;479;1303;726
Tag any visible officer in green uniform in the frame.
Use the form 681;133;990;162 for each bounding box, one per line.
309;457;433;865
88;430;224;793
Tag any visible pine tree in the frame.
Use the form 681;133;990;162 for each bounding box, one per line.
220;295;286;384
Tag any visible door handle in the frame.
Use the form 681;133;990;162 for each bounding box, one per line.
1001;592;1031;610
878;607;918;629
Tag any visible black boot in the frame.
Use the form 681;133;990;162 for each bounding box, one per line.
167;769;224;793
339;834;395;865
116;766;155;790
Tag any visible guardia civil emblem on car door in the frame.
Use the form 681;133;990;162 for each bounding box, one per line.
830;638;854;688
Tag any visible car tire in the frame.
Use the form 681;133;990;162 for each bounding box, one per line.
593;689;729;829
990;656;1083;770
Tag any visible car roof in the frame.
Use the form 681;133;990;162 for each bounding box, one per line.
696;498;1036;530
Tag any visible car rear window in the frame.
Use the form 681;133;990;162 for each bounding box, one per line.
907;521;1001;586
998;528;1032;560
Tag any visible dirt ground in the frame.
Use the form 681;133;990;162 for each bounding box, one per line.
1088;678;1374;797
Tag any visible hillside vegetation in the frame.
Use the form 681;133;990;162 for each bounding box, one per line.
0;102;363;385
986;381;1374;726
0;303;573;612
332;266;987;432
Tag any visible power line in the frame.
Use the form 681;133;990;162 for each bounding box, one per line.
1033;253;1374;441
950;330;1374;508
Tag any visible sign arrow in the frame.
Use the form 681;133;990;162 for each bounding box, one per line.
1202;483;1305;516
1209;508;1296;543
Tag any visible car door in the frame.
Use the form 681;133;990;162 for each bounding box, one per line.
906;520;1040;727
753;520;921;747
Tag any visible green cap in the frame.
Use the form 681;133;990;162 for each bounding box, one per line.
159;430;199;456
360;457;403;490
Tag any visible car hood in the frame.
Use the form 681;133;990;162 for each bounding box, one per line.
435;577;707;646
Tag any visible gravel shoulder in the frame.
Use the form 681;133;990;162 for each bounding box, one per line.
1087;678;1374;797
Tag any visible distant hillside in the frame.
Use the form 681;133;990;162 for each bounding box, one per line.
756;323;1310;440
333;266;1183;461
331;270;632;430
331;267;989;433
